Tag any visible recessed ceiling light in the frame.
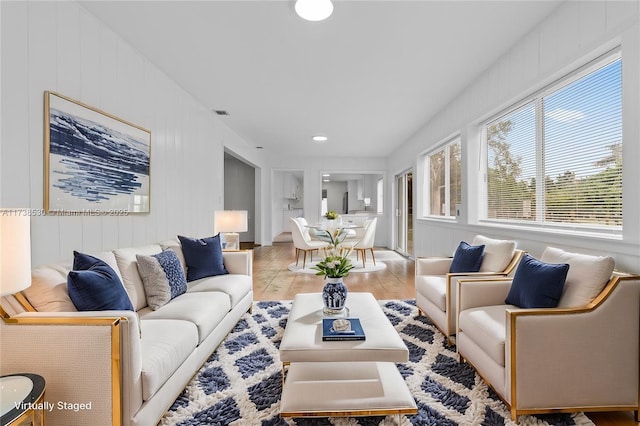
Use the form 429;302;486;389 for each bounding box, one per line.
323;179;330;182
295;0;333;21
322;174;331;177
312;135;328;142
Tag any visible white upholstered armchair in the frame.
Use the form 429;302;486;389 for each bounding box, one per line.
415;235;524;341
456;247;640;421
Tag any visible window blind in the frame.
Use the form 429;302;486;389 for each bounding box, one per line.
485;54;622;229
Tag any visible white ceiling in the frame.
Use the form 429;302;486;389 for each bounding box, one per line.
81;0;562;158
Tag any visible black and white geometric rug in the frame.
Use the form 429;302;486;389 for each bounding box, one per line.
159;300;594;426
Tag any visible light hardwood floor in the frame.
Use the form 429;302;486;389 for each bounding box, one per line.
246;242;638;426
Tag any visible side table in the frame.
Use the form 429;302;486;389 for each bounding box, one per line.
0;374;46;426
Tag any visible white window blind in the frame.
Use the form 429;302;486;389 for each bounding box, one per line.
485;53;622;230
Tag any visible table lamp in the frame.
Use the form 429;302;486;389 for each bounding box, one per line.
214;210;248;251
1;213;32;318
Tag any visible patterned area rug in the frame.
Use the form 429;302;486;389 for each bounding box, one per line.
159;300;594;426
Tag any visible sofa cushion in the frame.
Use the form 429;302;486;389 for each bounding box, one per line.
186;273;252;308
449;241;484;273
414;275;447;310
114;245;163;311
472;235;516;273
139;319;198;401
25;263;77;312
67;252;134;311
139;292;231;343
136;249;188;310
505;254;569;309
540;247;615;308
458;305;514;367
178;235;228;281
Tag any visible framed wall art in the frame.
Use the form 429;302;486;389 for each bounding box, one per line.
44;91;151;214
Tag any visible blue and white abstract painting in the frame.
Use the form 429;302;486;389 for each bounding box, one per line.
46;92;151;213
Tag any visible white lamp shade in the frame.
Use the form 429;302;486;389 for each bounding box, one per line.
214;210;248;233
0;213;32;296
295;0;333;21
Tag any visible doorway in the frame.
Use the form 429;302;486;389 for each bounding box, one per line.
395;171;413;256
224;152;256;245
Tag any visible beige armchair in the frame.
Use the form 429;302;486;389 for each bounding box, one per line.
456;247;640;421
415;235;524;341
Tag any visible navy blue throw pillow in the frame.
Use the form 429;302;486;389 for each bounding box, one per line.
68;251;134;311
178;234;228;282
505;254;570;308
449;241;485;273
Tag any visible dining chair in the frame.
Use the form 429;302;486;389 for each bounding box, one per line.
289;218;329;268
342;217;377;268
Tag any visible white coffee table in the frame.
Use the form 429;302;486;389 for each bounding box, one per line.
279;292;417;418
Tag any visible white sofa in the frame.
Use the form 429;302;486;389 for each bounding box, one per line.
0;239;253;426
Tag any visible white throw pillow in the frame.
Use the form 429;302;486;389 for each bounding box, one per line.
23;264;77;312
471;235;516;272
540;247;615;308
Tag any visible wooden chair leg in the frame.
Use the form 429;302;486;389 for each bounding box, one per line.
361;249;366;268
302;250;307;268
369;248;376;265
295;248;300;266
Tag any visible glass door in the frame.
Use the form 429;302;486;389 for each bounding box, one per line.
395;171;413;256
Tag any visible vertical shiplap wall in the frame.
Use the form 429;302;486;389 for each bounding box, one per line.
1;2;252;266
387;1;640;272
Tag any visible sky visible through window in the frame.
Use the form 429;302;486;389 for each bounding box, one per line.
501;58;622;181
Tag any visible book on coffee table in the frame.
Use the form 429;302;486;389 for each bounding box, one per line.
322;318;366;341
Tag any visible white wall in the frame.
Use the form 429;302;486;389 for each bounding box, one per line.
0;1;263;265
388;1;640;272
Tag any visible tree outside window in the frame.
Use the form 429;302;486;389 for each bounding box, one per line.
427;138;461;217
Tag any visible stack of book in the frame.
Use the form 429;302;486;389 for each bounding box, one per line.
322;318;366;341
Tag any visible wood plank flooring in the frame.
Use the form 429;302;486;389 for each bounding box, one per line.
247;242;638;426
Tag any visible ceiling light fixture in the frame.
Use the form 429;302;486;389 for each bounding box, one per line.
295;0;333;21
312;135;328;142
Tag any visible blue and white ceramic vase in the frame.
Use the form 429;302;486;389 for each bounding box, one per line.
322;277;347;315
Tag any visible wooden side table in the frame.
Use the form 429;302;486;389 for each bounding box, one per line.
0;374;45;426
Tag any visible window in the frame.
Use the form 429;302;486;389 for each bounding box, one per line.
484;52;622;230
426;137;461;217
